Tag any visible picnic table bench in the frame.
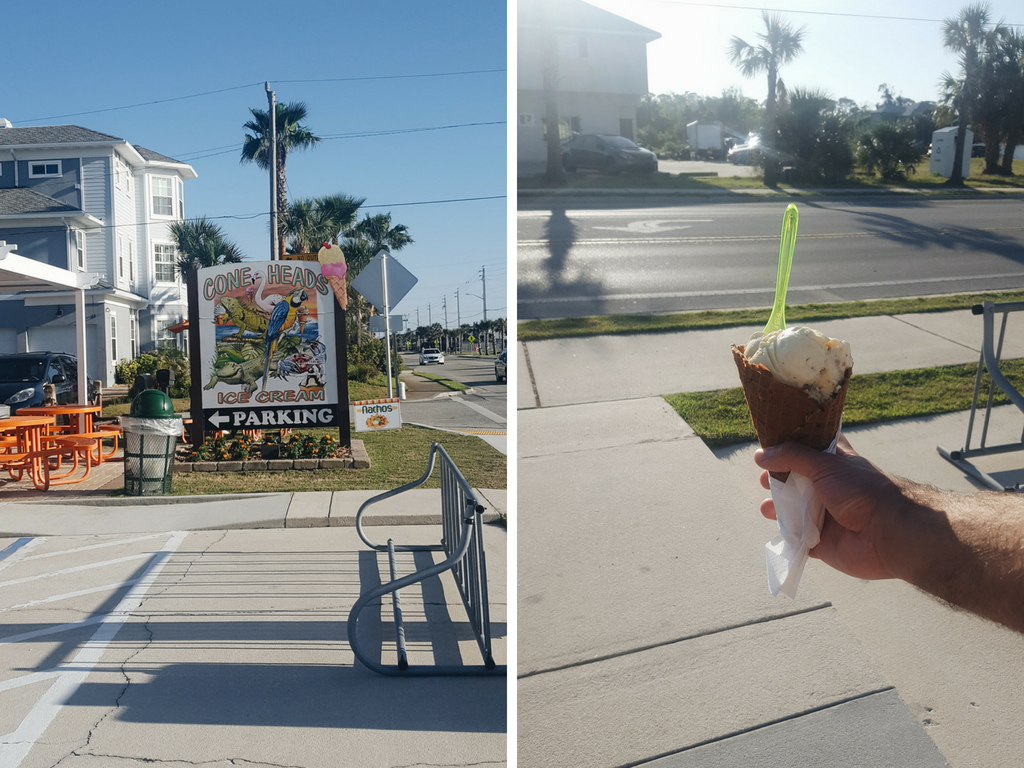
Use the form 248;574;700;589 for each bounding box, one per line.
347;442;505;676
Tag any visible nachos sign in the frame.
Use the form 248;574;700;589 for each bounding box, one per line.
196;261;341;431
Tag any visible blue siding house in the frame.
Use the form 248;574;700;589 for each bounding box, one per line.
0;120;197;385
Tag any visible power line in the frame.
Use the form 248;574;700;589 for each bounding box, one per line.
18;68;507;125
176;120;506;161
636;0;1024;27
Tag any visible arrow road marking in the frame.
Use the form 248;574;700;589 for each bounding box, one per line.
591;219;712;234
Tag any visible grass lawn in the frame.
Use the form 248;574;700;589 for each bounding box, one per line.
518;290;1024;342
665;358;1024;447
171;424;506;495
519;158;1024;193
411;371;469;391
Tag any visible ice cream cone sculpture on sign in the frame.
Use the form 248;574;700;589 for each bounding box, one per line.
318;242;348;310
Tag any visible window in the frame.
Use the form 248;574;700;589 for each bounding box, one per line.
118;235;125;278
518;114;535;127
177;177;184;219
110;315;117;362
29;161;61;178
152;176;174;216
130;313;137;358
128;240;134;283
75;230;85;271
157;322;176;350
114;157;132;196
154;244;176;282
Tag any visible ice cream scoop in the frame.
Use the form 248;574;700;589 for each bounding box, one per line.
744;326;852;404
318;242;348;310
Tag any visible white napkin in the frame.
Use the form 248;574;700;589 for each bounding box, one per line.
764;427;841;598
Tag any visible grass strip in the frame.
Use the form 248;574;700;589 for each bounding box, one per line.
171;424;506;495
664;358;1024;448
518;290;1024;342
411;371;470;391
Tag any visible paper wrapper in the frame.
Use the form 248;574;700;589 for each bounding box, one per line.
731;343;851;598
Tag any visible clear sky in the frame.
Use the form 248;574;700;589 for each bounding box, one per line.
581;0;1024;109
2;0;507;329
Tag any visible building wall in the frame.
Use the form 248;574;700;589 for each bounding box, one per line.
14;157;82;209
0;225;69;269
517;90;643;166
81;156;112;276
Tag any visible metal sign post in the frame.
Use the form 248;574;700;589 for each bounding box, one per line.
382;250;393;399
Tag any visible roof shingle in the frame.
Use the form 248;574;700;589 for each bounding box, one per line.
0;187;82;216
0;125;124;147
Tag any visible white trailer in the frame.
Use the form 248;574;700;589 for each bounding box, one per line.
686;121;725;159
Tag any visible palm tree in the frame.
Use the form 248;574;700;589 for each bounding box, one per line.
241;102;321;255
941;3;1006;184
728;11;806;187
283;193;364;254
346;212;413;254
170;217;245;278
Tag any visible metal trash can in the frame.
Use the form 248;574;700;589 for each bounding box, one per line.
120;390;183;496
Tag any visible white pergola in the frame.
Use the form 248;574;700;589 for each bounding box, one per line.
0;241;101;404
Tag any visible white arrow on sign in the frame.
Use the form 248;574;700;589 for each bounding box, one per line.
592;219;712;234
208;411;230;428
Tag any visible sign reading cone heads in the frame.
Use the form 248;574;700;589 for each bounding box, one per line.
351;250;418;313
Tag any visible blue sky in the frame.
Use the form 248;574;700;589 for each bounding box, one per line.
583;0;1023;110
3;0;507;329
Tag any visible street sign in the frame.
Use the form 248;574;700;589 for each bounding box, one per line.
351;398;402;432
369;315;406;333
351;250;418;312
205;405;341;431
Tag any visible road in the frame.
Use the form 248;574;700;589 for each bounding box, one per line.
518;196;1024;319
399;353;507;453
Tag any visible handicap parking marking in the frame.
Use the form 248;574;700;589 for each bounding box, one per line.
0;531;187;768
19;533;168;562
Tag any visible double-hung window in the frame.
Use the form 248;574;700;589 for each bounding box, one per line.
152;176;174;216
154;244;176;282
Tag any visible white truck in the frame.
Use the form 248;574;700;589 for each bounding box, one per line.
686;120;725;160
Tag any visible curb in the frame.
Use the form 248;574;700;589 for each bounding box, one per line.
517;186;1024;200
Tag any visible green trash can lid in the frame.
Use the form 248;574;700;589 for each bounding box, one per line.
130;389;176;418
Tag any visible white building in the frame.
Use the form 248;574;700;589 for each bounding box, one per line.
517;0;660;175
0;121;196;385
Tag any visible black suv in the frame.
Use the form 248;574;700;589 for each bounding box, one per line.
561;134;658;174
0;352;86;414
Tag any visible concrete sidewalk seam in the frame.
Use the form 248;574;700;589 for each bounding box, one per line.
518;602;833;680
891;313;980;353
519;433;703;461
522;341;542;408
622;686;897;768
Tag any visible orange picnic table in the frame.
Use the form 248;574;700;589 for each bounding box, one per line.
18;404;120;464
0;414;57;490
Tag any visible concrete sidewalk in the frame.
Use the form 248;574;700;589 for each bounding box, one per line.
0;488;507;536
518;307;1024;767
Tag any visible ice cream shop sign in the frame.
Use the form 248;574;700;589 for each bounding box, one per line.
189;257;349;438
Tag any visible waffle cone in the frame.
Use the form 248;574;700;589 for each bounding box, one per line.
731;344;850;482
326;275;348;310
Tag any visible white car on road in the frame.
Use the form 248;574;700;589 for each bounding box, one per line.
419;348;445;365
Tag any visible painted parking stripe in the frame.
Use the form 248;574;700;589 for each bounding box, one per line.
1;581;141;613
22;533;167;562
0;539;39;574
0;531;186;768
0;553;151;589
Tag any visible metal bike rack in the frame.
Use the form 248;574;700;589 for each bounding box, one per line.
347;442;505;676
938;301;1024;492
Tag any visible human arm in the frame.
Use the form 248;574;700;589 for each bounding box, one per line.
754;435;1024;634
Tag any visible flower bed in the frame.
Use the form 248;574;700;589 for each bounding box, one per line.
175;430;368;472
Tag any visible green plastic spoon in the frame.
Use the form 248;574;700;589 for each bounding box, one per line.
763;204;799;334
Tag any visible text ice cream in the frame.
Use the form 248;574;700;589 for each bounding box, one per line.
743;326;853;404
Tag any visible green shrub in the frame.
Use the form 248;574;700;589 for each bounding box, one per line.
857;122;924;181
118;348;191;398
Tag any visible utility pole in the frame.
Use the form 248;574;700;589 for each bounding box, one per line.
428;302;431;326
442;296;449;353
455;289;461;353
480;266;488;322
416;307;420;327
266;82;278;261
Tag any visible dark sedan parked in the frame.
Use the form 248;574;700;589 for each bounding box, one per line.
561;134;658;174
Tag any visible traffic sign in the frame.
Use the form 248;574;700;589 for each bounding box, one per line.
351;250;418;312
